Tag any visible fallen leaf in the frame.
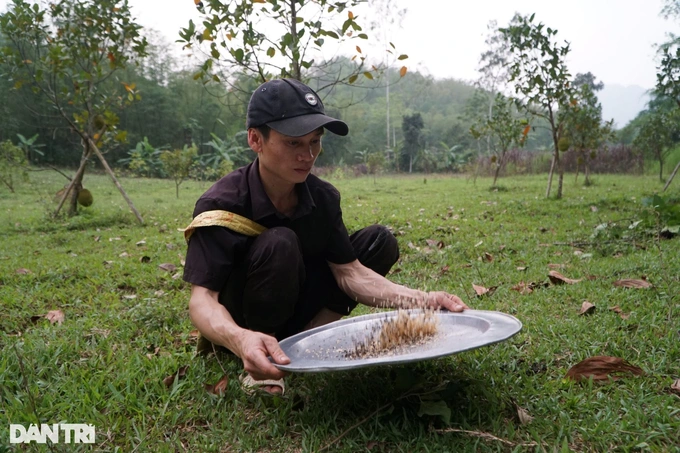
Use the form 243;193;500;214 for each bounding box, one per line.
158;263;177;272
548;263;566;269
94;236;101;242
548;270;581;285
119;252;129;258
122;294;137;300
426;239;445;249
45;310;64;325
472;284;497;297
440;265;450;274
579;301;596;315
189;329;200;338
671;379;680;395
140;256;151;263
515;403;533;425
16;268;32;275
516;266;527;271
565;356;644;381
163;365;189;388
483;252;494;262
172;272;182;280
154;290;166;297
204;375;229;395
103;260;113;266
407;242;417;250
613;279;652;288
511;281;549;294
608;306;630;320
146;346;160;359
136;240;146;246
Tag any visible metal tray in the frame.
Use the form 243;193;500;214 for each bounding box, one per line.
274;309;522;372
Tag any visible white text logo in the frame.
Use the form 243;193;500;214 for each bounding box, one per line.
9;424;95;444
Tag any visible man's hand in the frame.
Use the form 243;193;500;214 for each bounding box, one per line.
235;330;290;381
426;291;469;312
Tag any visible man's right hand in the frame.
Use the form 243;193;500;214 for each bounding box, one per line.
235;329;290;381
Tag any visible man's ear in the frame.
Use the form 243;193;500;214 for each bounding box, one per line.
247;128;263;154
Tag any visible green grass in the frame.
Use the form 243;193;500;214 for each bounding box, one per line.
1;170;679;452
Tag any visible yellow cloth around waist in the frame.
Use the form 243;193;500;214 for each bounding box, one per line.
183;210;267;242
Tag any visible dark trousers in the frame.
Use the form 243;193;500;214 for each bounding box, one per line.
219;225;399;340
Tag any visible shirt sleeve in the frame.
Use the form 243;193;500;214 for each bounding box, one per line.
182;198;248;291
323;188;357;265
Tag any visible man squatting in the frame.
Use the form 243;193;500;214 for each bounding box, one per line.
182;78;469;395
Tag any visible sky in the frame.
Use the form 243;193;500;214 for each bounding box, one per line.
0;0;675;90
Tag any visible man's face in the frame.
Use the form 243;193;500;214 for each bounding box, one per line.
248;127;324;186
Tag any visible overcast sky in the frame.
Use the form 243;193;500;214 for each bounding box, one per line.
1;0;675;89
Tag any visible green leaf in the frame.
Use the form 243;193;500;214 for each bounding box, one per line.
417;400;451;424
348;74;358;84
296;17;303;23
397;54;408;60
267;47;276;57
233;48;244;63
358;33;368;39
325;30;339;39
211;47;220;59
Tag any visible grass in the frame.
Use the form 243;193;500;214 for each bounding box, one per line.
1;170;679;452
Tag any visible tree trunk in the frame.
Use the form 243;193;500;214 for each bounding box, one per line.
89;137;144;224
492;161;501;186
556;160;564;199
659;158;664;182
55;144;91;218
409;155;413;173
546;151;557;198
663;160;680;192
289;0;301;81
585;159;591;186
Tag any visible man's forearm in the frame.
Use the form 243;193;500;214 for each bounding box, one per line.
188;285;244;356
329;261;430;309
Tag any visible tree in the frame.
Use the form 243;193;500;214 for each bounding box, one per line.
160;145;198;198
470;93;529;186
560;75;613;185
633;110;679;182
500;13;574;199
0;0;148;221
401;112;423;173
476;21;510;123
0;140;27;193
177;0;408;90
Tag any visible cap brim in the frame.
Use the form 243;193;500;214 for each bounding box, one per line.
267;113;349;137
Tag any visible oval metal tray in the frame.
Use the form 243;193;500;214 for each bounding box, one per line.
274;309;522;372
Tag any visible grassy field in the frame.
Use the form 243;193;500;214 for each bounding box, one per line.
1;170;679;452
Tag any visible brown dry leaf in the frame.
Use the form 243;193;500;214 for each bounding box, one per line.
579;301;596;316
483;252;494;262
472;284;498;297
440;265;450;274
204;375;229;395
146;346;161;359
407;242;417;250
158;263;177;272
565;356;644;381
16;268;33;275
511;281;534;295
425;239;445;249
671;379;680;395
613;279;652;289
608;306;630;320
548;270;581;285
515;404;533;425
45;310;65;325
163;365;189;388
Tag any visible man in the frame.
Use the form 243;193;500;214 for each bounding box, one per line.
183;78;468;395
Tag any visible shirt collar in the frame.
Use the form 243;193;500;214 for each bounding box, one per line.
247;158;316;221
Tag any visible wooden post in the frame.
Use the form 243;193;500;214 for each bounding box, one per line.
663;160;680;192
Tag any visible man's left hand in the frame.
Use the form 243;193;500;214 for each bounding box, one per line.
426;291;469;312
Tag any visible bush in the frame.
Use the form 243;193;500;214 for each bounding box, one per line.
0;140;28;192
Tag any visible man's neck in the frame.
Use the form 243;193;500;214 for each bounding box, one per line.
258;163;298;216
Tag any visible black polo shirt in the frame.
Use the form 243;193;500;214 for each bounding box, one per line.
183;159;356;292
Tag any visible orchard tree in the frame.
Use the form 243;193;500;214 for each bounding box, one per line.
178;0;408;91
633;110;680;183
470;93;529;187
0;0;148;221
657;0;680;189
500;13;574;199
560;74;613;185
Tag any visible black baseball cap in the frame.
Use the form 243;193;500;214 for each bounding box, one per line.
246;78;349;137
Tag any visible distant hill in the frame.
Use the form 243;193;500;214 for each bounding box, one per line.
598;84;651;129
